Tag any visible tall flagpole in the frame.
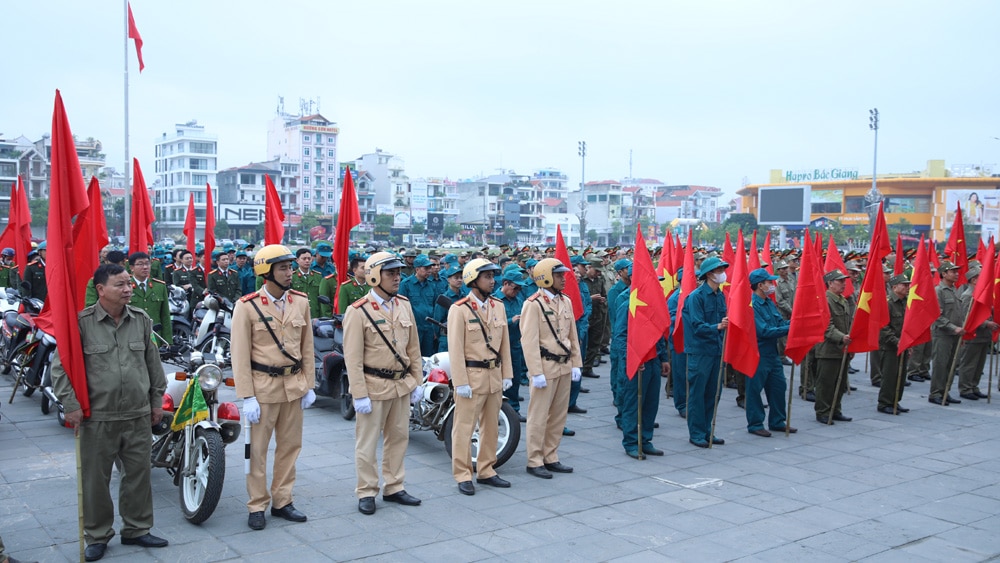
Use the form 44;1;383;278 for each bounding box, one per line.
123;0;132;244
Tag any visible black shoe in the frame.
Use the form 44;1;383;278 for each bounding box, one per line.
946;394;962;404
770;426;797;433
517;395;524;401
516;413;526;423
580;387;590;393
383;490;421;506
526;465;553;479
930;395;962;405
711;437;725;445
848;367;859;374
599;358;607;364
960;393;980;401
85;543;107;561
458;480;475;495
625;449;640;459
877;406;897;415
976;390;989;399
653;422;659;428
816;415;834;424
601;346;610;354
849;385;858;391
248;511;266;530
896;405;910;413
121;534;168;548
678;410;687;419
832;413;852;422
929;396;946;405
358;496;376;515
568;405;588;414
805;391;816;402
908;374;926;382
544;461;573;473
642;444;664;456
562;427;575;436
582;370;599;379
736;398;745;409
270;503;307;522
477;475;511;488
904;380;911;387
689;439;709;448
871;380;882;388
782;357;793;366
750;428;772;437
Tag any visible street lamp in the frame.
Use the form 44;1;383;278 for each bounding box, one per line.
578;141;587;244
865;108;882;228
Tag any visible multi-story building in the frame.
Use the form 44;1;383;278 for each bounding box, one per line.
411;177;458;238
353;149;409;231
456;172;530;244
152;120;218;236
566;180;628;246
268;113;340;216
216;160;284;240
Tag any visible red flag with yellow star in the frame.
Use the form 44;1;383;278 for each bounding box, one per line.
672;231;697;353
723;232;759;376
945;200;968;286
823;235;853;297
847;202;891;353
657;231;676;298
963;237;995;340
899;235;939;352
894;233;905;275
785;228;829;364
626;227;669;379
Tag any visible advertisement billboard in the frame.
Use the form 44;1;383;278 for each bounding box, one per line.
944;188;1000;243
427;213;445;234
758;185;811;225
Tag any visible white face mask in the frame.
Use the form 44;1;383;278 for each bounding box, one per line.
765;284;776;295
712;272;727;284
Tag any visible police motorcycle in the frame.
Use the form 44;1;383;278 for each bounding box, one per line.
312;295;350;418
153;341;241;524
0;284;45;376
168;284;193;345
192;291;233;369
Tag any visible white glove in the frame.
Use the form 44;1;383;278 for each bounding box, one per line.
410;386;424;405
502;379;512;391
571;367;582;382
243;397;260;424
354;397;373;415
532;374;547;389
300;389;316;409
456;384;473;398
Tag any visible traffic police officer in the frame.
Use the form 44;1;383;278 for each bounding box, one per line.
747;268;795;437
232;245;315;531
447;259;513;495
128;252;172;345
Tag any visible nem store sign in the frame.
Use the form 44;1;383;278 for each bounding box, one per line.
785;168;859;183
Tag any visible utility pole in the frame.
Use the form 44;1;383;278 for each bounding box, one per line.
578;141;587;245
865;108;882;230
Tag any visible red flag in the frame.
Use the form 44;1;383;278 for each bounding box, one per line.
35;91;91;417
626;227;670;379
12;176;32;278
658;231;676;298
71;177;109;308
672;231;697;352
723;232;759;376
183;194;196;256
128;158;154;254
264;174;285;245
785;228;830;364
929;239;941;285
823;235;853;297
554;225;584;320
0;182;15;253
127;2;145;72
673;232;683;274
945;201;968;286
761;231;773;274
202;183;215;281
333;168;361;311
748;231;761;271
899;235;939;352
720;232;735;295
847;202;891;353
963;237;995;340
894;233;904;275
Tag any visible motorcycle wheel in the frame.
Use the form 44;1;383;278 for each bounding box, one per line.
41;393;50;414
179;427;226;525
39;365;52;413
199;336;231;367
341;392;356;421
442;400;521;470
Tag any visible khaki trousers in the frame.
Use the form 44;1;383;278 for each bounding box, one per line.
355;395;410;498
451;391;501;482
80;417;154;544
247;399;303;512
526;373;570;467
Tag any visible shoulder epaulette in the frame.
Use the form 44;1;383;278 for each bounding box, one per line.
209;269;219;275
454;297;470;306
27;259;39;266
151;278;166;284
351;297;368;308
488;295;503;303
396;295;409;301
289;289;308;297
527;293;540;302
324;273;336;279
239;292;261;303
79;306;96;318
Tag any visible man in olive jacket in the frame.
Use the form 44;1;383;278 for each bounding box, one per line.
814;270;854;424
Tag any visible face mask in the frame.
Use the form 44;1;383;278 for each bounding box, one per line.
765;284;776;295
712;272;727;284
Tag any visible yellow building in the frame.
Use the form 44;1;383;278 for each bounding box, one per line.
738;160;1000;242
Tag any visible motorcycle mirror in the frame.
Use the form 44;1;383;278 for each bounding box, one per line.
436;294;454;309
318;295;333;306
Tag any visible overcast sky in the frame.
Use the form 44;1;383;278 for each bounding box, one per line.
5;1;999;201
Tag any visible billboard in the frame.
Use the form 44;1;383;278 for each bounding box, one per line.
427;213;445;234
758;185;811;225
394;211;411;228
944;188;1000;243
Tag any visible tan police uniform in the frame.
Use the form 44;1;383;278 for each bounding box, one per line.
232;287;314;514
520;288;582;468
447;294;513;483
342;290;422;499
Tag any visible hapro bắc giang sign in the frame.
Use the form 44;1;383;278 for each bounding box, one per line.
785;168;859;183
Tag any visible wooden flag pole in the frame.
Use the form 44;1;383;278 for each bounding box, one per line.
828;350;850;425
800;356;809;400
988;342;994;404
892;351;905;415
76;432;85;563
940;335;966;406
785;363;795;437
636;365;644;461
708;331;728;448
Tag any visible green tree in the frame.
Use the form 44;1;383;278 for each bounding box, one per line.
412;221;426;235
301;210;321;232
587;229;598;243
723;213;758;234
443;221;461;238
611;220;623;245
29;198;49;228
214;218;230;239
374;214;393;237
503;225;519;245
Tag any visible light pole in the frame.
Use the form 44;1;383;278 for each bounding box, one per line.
578;141;587;245
865;108;882;229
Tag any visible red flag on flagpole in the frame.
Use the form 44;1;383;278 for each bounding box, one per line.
929;239;941;285
12;176;32;278
0;181;18;253
71;177;109;308
555;225;584;320
183;193;196;257
963;237;995;340
657;231;676;298
823;235;853;297
128;158;154;254
720;231;735;295
847;202;892;353
945;201;968;286
894;233;904;275
899;235;939;352
748;230;761;271
264;174;285;245
672;231;697;352
723;231;759;377
202;183;215;281
127;2;145;72
761;231;773;274
626;227;670;379
673;232;684;274
35;90;91;417
785;228;830;364
333;168;361;311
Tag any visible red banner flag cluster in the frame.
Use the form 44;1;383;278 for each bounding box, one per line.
626;227;670;379
723;231;759;377
847;202;892;353
129;158;155;254
785;229;830;364
899;235;939;352
71;177;109;308
963;237;995;340
945;201;968;286
202;184;216;281
672;231;697;353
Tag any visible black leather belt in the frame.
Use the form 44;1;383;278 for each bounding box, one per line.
250;360;301;377
540;346;570;364
466;358;501;369
363;366;407;380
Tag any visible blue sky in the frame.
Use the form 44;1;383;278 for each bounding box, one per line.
5;0;999;201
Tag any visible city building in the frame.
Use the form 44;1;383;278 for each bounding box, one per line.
654;185;723;226
216;160;282;240
152;120;218;237
455;171;530;244
353;149;409;232
267;111;340;216
410;177;458;238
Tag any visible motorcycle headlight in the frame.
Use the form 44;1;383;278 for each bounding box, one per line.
197;363;224;391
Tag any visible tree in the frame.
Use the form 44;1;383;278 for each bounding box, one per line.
587;229;598;243
301;210;321;233
611;220;623;245
374;214;393;237
503;225;519;245
412;221;426;235
723;213;758;234
443;221;461;238
214;218;230;239
29;198;49;228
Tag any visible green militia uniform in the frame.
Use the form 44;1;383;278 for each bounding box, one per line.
877;290;907;410
130;277;172;345
207;267;242;303
291;269;322;319
336;276;368;315
814;289;854;420
0;263;20;289
24;259;46;300
172;267;206;310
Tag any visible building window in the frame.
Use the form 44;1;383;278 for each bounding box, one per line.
239;173;255;185
328;205;334;213
327;149;335;158
327;163;335;172
327;191;334;199
304;190;310;198
303;163;310;171
844;196;866;213
193;174;208;185
327;178;335;186
304;177;310;185
190;142;214;154
303;135;311;143
812;200;842;214
885;196;931;214
190;158;208;170
303;147;311;157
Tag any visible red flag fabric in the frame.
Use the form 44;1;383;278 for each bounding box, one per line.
720;232;735;295
554;225;584;320
673;232;684;274
963;237;995;340
847;202;891;353
823;235;853;297
785;228;830;364
748;231;761;271
929;239;941;285
127;2;145;72
672;231;697;353
0;181;19;254
333;168;361;311
626;227;670;379
993;243;1000;343
976;238;986;265
71;177;109;308
723;232;759;377
128;158;154;254
202;183;215;281
264;174;285;245
183;193;196;256
658;231;676;298
12;176;32;278
945;201;968;286
761;232;773;274
35;91;91;417
899;235;939;352
894;233;904;275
